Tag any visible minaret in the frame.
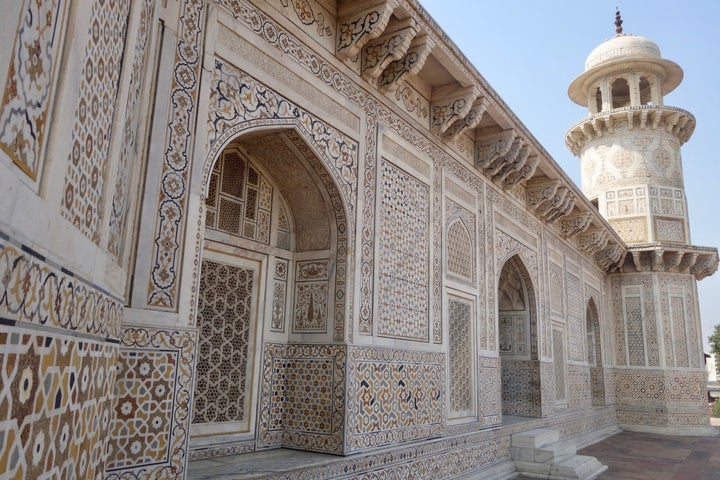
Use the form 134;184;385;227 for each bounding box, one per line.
566;11;718;435
567;10;691;245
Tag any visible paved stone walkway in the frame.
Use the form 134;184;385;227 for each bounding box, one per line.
579;430;720;480
519;426;720;480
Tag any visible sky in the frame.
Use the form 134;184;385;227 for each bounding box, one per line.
420;1;720;352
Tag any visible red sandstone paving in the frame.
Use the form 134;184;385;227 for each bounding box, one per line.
517;429;720;479
576;430;720;479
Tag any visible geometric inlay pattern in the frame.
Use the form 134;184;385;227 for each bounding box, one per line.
447;219;473;282
268;358;333;433
61;0;130;243
624;295;646;366
0;241;122;338
377;159;430;340
259;344;345;453
193;259;254;424
0;326;117;479
0;0;67;180
670;295;688;367
500;359;540;417
478;356;501;426
347;347;444;451
106;349;174;469
553;327;567;402
566;273;584;362
448;297;473;415
655;218;684;242
105;326;196;478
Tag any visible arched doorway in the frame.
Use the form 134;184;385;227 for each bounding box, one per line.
189;128;347;454
586;298;605;405
497;255;541;417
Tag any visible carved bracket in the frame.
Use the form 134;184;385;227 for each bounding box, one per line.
560;212;594;238
475;129;516;170
526;179;561;212
503;153;539;187
378;34;435;93
443;96;488;141
361;17;417;80
578;227;610;254
594;244;625;270
430;86;480;136
620;247;719;280
337;0;398;61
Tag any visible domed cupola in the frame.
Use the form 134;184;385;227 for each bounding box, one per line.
565;10;698;249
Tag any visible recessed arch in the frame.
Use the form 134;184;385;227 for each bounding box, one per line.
188;125;350;456
446;218;473;281
611;77;631;109
497;255;541;418
586;297;606;406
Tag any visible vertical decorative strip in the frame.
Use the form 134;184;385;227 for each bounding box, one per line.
358;102;378;335
146;0;205;308
0;0;66;180
108;0;156;258
61;0;131;243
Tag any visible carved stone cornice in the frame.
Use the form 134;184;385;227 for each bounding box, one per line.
619;244;719;280
430;86;480;136
361;18;418;80
594;244;625;271
475;129;516;170
565;105;695;155
526;179;561;211
503;153;539;187
337;0;398;60
378;34;435;92
578;227;610;254
443;97;488;141
560;212;594;238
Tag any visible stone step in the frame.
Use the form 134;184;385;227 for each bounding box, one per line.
550;454;608;480
511;439;576;464
511;427;560;449
535;439;577;463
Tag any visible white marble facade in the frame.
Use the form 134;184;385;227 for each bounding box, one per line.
0;2;716;479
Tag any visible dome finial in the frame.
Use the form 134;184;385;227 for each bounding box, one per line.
615;8;624;35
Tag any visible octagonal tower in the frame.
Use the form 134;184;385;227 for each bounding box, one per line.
566;13;692;244
566;12;718;435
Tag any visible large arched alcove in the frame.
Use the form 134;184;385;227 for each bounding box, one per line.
497;255;541;418
586;298;605;406
189;127;348;455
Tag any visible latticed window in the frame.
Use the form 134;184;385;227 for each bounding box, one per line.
205;150;274;244
448;297;474;417
446;219;473;281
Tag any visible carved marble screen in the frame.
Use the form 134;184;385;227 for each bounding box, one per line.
192;256;260;438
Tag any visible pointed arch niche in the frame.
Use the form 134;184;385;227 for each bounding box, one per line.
189;127;348;455
497;255;542;418
586;298;606;406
